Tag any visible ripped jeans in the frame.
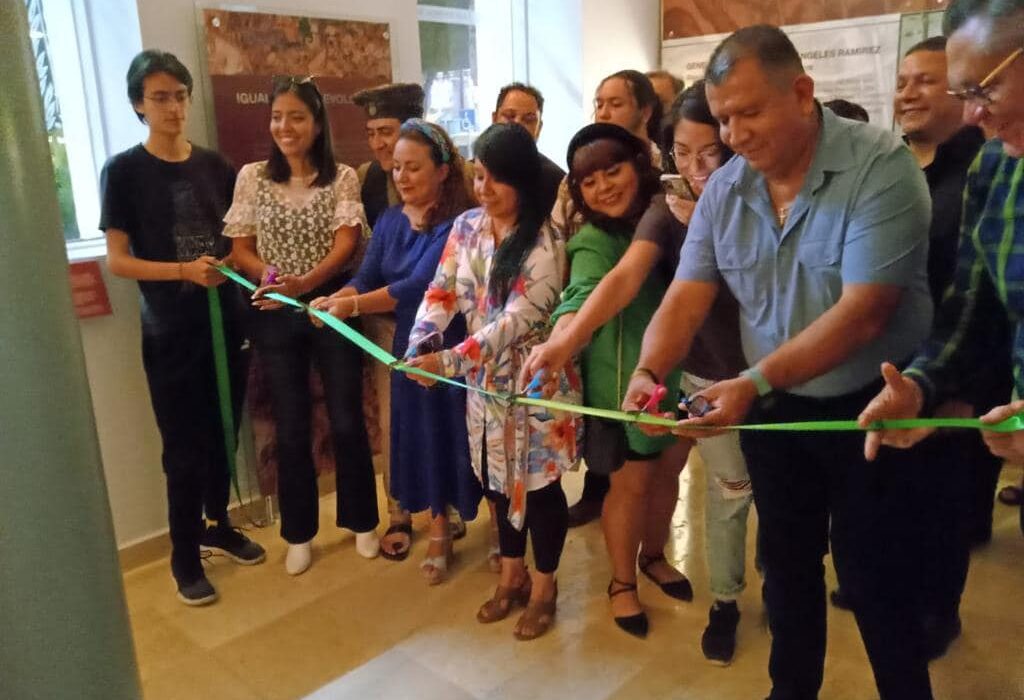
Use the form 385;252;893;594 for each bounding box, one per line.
682;372;755;601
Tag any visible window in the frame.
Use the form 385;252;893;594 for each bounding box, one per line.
25;0;105;256
418;2;480;156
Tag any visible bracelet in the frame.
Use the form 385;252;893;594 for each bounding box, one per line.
740;366;773;397
350;295;360;317
631;366;660;385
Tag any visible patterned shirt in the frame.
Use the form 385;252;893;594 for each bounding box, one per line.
223;161;369;277
906;140;1023;407
408;208;583;529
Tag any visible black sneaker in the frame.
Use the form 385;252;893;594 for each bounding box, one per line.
176;575;218;606
201;524;266;565
702;600;740;666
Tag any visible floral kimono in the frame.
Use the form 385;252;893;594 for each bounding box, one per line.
408;207;583;529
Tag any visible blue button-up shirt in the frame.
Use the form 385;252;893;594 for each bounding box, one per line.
676;108;934;398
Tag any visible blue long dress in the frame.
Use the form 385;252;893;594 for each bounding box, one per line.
350;205;480;519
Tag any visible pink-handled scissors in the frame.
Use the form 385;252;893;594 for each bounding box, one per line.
642;384;668;414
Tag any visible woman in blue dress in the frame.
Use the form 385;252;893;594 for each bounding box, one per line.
311;119;480;583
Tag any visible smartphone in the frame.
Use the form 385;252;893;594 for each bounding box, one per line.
660;174;696;201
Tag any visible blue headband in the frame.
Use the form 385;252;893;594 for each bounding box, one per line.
401;118;451;163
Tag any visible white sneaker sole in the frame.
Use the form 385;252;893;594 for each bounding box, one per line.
176;589;219;607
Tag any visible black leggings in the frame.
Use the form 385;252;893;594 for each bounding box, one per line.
482;445;569;574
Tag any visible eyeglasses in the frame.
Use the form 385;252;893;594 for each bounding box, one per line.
671;144;722;168
946;47;1023;106
143;90;190;107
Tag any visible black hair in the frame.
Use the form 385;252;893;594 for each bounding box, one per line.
566;123;661;235
661;79;735;175
266;77;337;188
646;69;686;97
598;70;663;143
706;25;805;88
823;98;870;123
906;35;949;56
944;0;1024;36
126;50;193;124
473;123;545;304
494;82;545;113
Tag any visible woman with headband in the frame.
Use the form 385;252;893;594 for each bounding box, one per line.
225;75;378;575
310;119;480;578
407;123;583;640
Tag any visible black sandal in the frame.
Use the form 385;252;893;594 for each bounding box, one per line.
607;578;648;638
380;522;413;561
638;552;693;602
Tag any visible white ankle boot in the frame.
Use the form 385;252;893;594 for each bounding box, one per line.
285;541;312;575
355;530;380;559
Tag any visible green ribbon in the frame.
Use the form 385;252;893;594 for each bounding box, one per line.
207;287;243;504
216;265;1024;434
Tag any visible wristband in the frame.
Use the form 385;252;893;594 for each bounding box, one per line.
350;295;360;317
740;366;773;397
631;367;660;385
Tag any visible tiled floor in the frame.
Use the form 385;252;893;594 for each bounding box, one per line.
122;456;1024;700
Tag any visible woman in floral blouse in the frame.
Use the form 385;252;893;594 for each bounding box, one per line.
407;123;582;640
225;76;378;576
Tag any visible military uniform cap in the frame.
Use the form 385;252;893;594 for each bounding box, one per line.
352;83;425;121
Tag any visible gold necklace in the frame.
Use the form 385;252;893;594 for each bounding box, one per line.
776;206;789;226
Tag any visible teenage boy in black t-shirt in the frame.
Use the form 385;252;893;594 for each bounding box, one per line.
100;50;264;605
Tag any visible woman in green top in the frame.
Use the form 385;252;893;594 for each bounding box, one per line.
545;123;691;638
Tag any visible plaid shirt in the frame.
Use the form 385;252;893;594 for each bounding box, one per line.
906;140;1022;409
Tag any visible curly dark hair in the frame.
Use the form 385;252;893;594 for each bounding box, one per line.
397;120;474;229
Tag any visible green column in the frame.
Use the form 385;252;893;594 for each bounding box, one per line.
0;4;141;699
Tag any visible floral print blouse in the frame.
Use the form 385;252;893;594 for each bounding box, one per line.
409;208;583;529
222;161;369;277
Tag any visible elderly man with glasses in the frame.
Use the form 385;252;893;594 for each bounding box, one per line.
861;0;1024;542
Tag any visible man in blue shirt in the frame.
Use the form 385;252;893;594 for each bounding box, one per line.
624;25;935;700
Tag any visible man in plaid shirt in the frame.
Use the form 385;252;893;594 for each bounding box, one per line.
861;0;1024;541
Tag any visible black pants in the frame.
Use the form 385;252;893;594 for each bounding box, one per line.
253;306;378;543
580;469;610;503
741;384;933;700
142;307;248;585
482;446;568;574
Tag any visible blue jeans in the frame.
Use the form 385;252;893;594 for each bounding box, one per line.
682;373;753;601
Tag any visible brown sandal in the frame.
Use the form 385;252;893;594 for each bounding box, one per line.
513;583;558;641
477;575;532;623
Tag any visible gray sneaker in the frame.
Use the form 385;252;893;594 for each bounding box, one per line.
201;524;266;565
176;575;218;606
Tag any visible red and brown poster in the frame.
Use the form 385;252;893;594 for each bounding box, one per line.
202;7;392;169
202;8;391;497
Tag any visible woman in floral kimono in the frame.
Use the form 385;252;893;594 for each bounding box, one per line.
407;123;582;641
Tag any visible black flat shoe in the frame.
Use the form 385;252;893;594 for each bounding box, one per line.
607;578;649;638
638;552;693;602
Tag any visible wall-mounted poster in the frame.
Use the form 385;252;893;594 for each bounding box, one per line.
201;7;392;497
662;14;902;127
202;7;392;168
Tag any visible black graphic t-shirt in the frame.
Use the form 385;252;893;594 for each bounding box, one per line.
100;144;237;333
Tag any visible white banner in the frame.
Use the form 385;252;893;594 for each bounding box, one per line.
662;14;902;128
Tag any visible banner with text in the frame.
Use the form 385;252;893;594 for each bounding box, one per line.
662;15;902;128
